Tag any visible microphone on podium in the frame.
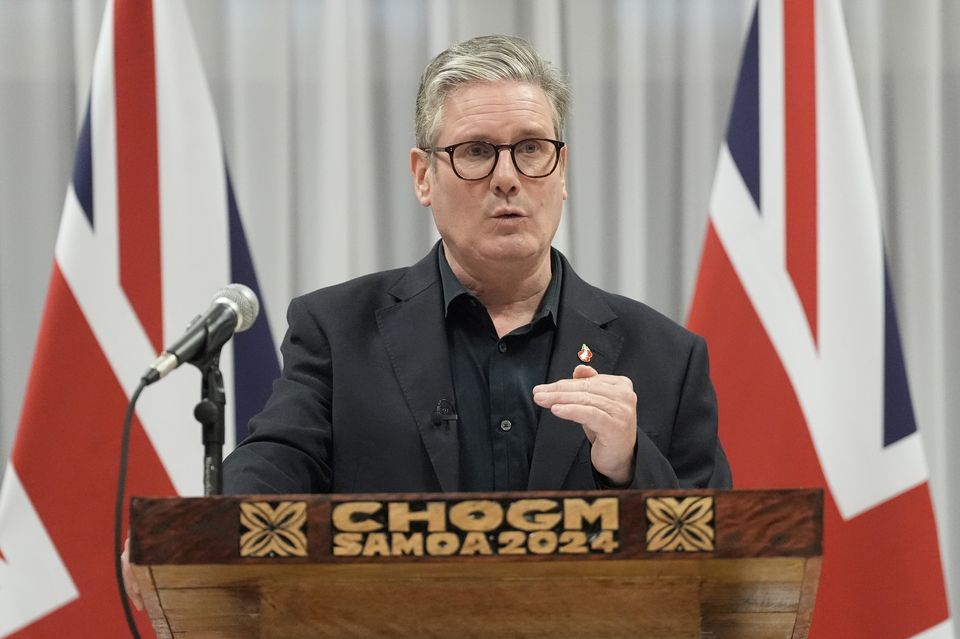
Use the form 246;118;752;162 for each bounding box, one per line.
141;283;259;385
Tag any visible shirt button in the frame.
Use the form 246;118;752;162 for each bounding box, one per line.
498;342;508;353
499;419;512;432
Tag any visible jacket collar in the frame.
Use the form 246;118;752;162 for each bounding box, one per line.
528;253;623;489
378;243;459;491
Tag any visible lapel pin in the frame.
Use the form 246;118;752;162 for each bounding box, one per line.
577;343;593;363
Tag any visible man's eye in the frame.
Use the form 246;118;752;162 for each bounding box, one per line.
464;143;492;157
518;140;542;154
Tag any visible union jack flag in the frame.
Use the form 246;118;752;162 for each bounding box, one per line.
688;1;952;636
0;1;278;635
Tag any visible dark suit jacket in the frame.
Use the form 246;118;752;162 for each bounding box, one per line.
223;244;731;494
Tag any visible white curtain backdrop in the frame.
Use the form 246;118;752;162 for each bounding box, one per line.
1;0;957;623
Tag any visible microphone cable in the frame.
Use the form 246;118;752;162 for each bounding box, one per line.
114;379;147;639
112;283;257;637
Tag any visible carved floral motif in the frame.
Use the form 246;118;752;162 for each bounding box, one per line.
645;496;715;552
240;501;308;558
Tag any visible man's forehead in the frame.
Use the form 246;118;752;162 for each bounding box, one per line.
438;80;555;139
443;79;549;109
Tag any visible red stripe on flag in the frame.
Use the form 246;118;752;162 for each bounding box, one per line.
689;225;949;637
114;0;163;354
784;0;819;344
10;265;175;638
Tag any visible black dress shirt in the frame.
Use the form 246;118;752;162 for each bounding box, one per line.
439;247;563;491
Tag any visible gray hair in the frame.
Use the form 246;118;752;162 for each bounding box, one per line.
415;35;571;149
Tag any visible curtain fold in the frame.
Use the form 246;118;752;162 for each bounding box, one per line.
1;0;956;621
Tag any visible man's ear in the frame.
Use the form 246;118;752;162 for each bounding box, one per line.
410;148;432;206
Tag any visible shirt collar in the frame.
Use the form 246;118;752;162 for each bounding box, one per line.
438;245;563;325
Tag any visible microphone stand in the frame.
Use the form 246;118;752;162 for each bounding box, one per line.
193;351;225;496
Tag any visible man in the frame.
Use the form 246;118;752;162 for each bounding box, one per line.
123;34;730;609
221;34;731;494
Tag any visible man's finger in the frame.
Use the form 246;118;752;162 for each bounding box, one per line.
534;371;632;393
534;390;619;416
548;403;609;426
534;384;634;408
581;422;599;444
572;364;598;379
533;376;625;397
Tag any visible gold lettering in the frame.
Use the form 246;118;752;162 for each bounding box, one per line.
558;530;589;554
389;501;446;532
528;530;559;554
563;497;619;530
390;532;424;556
497;531;527;555
448;500;503;532
459;532;493;555
589;530;620;553
332;532;363;556
506;499;561;531
332;501;384;532
361;532;391;557
425;532;460;556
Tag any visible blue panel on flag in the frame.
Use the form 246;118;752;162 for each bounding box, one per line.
73;102;94;228
226;170;280;440
883;259;918;446
726;7;761;211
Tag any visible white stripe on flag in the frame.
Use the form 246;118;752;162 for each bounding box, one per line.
711;0;931;519
910;619;955;639
0;465;78;636
55;0;242;495
758;0;786;263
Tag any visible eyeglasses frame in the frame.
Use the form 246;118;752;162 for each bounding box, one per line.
421;138;566;181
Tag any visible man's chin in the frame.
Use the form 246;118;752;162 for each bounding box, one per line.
479;239;549;264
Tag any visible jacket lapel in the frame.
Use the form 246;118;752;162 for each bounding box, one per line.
528;257;623;490
376;245;460;492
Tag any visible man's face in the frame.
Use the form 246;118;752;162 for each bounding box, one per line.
411;80;567;272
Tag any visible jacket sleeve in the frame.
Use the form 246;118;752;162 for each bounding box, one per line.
223;296;334;494
665;335;732;489
600;334;731;491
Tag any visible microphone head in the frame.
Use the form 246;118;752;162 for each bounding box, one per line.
212;283;260;332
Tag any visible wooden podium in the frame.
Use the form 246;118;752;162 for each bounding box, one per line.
129;489;822;638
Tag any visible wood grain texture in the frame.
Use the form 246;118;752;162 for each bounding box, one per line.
258;575;701;638
792;556;822;638
130;489;823;638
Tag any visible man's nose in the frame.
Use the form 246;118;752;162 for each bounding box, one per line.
490;148;521;195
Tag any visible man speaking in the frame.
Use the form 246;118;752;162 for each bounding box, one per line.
221;34;731;494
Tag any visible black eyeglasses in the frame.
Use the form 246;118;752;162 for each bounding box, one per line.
421;138;565;181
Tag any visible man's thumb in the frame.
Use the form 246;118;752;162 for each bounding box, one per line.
572;364;598;378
